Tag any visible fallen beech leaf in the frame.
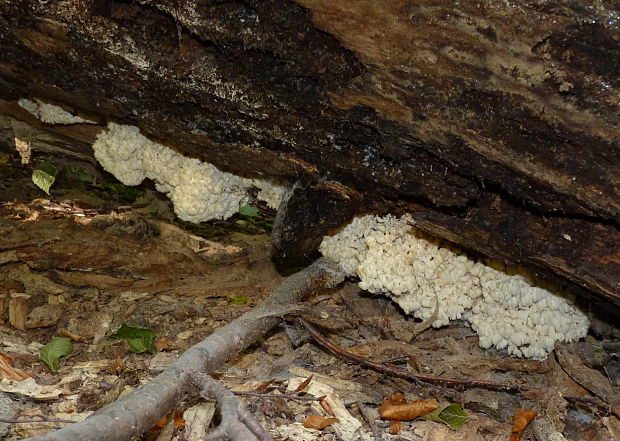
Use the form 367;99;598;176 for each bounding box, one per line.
295;374;313;392
389;420;403;434
509;408;537;441
156;337;171;352
380;398;438;421
0;352;32;381
319;396;335;416
303;415;338;429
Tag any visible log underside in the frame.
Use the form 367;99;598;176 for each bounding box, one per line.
0;1;618;308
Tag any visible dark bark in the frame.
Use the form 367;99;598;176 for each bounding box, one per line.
272;180;362;266
0;1;618;307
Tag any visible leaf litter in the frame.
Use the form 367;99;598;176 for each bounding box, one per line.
0;153;619;441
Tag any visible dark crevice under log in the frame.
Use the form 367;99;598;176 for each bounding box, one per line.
0;0;618;308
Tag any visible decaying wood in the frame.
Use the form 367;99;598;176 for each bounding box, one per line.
28;258;344;441
0;1;618;307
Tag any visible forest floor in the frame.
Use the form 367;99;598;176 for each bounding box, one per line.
0;150;619;441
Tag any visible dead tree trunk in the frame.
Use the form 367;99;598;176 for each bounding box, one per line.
0;0;618;308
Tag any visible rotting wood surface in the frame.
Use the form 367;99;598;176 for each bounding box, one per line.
0;0;618;308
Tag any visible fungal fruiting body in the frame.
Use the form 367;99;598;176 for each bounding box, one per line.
319;214;589;360
92;123;285;222
18;99;95;125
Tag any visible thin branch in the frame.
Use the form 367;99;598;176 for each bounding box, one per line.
0;238;58;251
27;258;344;441
298;317;531;393
0;417;75;424
233;391;319;401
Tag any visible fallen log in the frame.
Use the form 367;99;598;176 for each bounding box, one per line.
0;0;618;308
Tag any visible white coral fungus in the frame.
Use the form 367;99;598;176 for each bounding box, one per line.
319;214;589;360
92;123;285;222
18;98;95;125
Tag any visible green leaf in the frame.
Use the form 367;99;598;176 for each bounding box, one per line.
32;162;59;194
110;324;156;354
419;404;469;430
438;404;469;429
238;204;260;218
65;165;93;183
418;407;443;423
40;337;73;371
228;295;249;305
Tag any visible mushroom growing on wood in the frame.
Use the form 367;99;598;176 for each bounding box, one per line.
319;214;589;360
91;122;285;222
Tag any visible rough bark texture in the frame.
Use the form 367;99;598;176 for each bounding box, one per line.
0;1;618;307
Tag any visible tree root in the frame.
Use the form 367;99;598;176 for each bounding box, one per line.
28;258;344;441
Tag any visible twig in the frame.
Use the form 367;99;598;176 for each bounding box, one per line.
299;317;530;393
0;417;75;424
563;395;617;416
27;258;345;441
0;238;58;251
233;391;319;401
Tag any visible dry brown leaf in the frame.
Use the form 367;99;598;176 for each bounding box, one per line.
156;337;171;352
303;415;338;429
319;396;335;416
408;355;420;372
255;379;274;391
509;408;538;441
295;374;313;392
379;397;438;421
389;420;403;434
57;328;84;342
0;352;33;381
106;357;125;374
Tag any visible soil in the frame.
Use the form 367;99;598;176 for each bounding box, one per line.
0;150;618;441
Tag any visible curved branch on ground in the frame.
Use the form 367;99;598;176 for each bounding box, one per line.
27;258;344;441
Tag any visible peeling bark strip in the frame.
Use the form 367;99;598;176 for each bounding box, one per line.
28;259;344;441
0;1;618;306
